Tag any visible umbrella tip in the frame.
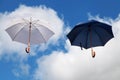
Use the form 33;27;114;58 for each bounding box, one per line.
80;43;83;50
81;47;83;50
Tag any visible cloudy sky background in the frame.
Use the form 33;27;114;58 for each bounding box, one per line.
0;0;120;80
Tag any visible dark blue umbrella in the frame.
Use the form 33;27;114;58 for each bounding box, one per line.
67;20;114;58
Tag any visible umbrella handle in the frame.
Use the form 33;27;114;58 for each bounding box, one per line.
25;42;31;53
91;48;96;58
25;47;30;53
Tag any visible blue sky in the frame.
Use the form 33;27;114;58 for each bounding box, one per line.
1;0;120;26
0;0;120;80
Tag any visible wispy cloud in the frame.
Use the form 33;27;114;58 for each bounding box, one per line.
34;15;120;80
12;63;30;77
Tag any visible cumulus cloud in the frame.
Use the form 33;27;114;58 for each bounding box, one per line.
34;16;120;80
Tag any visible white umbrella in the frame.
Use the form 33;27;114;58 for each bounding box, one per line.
6;18;54;53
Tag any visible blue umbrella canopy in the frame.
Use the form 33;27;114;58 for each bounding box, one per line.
67;20;114;58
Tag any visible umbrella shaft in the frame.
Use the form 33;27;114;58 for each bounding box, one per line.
28;24;31;47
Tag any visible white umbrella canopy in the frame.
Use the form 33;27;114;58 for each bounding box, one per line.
6;18;54;53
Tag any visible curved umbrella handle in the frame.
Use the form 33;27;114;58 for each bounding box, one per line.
25;47;30;53
91;48;96;58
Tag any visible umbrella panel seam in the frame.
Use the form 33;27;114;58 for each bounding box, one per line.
13;25;27;41
33;25;47;43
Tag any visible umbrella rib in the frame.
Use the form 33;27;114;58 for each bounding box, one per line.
93;28;104;45
34;26;47;43
34;23;54;34
12;26;25;41
85;29;89;49
72;26;87;43
97;24;112;35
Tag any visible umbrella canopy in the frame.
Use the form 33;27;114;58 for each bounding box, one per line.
6;19;54;53
67;20;114;58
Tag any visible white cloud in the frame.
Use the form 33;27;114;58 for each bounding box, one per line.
12;63;30;77
34;16;120;80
